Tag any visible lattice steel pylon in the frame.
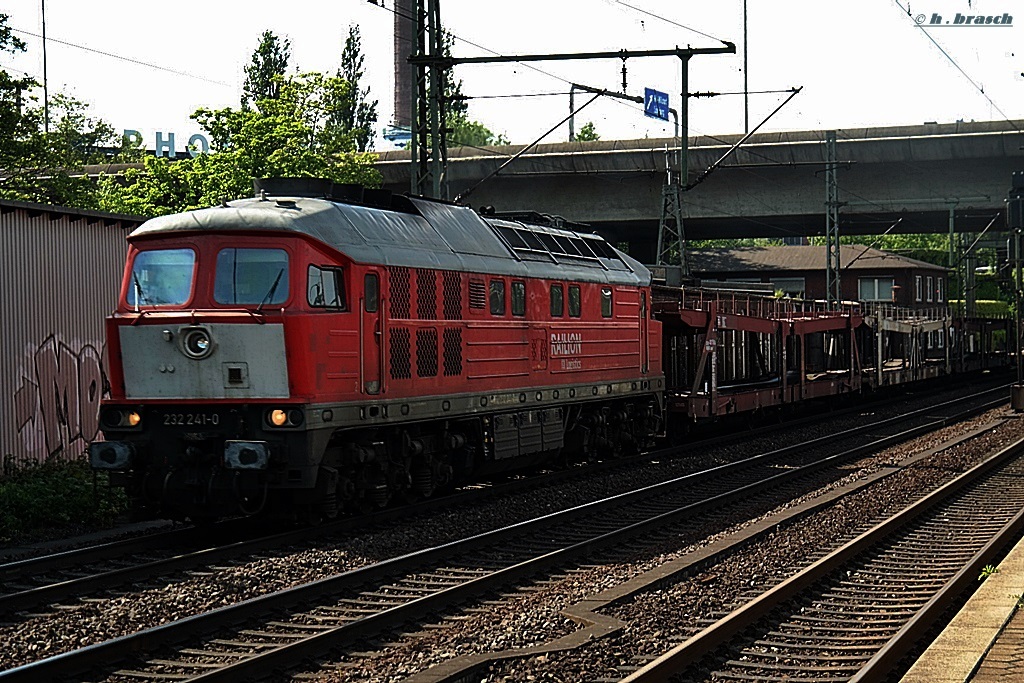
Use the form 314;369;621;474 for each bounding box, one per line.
410;0;448;199
825;130;841;307
656;147;687;275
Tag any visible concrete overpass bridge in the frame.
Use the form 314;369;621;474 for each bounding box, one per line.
375;120;1024;261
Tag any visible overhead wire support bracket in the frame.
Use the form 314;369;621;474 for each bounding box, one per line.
686;86;802;191
409;44;737;68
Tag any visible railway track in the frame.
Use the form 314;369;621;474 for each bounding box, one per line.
2;378;1001;620
621;428;1024;682
0;385;1006;682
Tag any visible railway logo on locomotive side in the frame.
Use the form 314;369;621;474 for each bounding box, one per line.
551;332;583;371
550;332;582;357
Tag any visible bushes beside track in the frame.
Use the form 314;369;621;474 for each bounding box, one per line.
0;460;127;543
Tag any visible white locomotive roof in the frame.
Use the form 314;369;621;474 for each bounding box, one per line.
130;195;651;287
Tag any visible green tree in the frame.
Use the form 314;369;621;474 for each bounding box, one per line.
574;121;600;142
13;93;125;207
336;24;378;152
0;14;40;188
690;237;785;249
241;30;291;111
0;16;126;208
449;117;509;147
96;72;381;217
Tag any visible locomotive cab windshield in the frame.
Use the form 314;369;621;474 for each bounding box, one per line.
214;247;289;306
127;248;195;307
126;245;293;310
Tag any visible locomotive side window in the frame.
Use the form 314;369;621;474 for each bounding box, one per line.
489;279;506;315
308;265;346;309
555;235;581;256
495;225;528;249
364;273;379;312
214;248;289;305
519;230;546;251
539;233;565;254
550;284;564;317
512;281;526;316
127;248;195;307
601;287;613;318
568;285;581;317
570;238;597;259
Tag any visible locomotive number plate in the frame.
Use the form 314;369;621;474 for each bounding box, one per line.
162;412;221;426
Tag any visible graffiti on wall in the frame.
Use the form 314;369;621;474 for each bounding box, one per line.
11;335;109;467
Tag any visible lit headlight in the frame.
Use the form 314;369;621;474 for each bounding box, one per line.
266;408;304;428
100;407;143;429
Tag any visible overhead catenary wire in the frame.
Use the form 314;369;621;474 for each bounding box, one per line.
843;218;904;270
11;27;232;87
890;1;1022;135
364;0;730;129
607;0;730;46
453;91;604;203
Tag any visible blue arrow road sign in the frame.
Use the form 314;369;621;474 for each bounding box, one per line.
644;88;669;121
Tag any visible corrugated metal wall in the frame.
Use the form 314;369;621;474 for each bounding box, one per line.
0;202;141;473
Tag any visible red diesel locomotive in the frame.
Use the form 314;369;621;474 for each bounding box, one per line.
90;179;664;521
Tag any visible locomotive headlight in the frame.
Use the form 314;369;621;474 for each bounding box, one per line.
267;408;304;428
180;326;215;360
100;406;143;429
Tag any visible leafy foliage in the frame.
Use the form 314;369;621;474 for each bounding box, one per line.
690;237;786;249
0;13;36;170
0;461;126;543
449;117;509;147
96;73;381;216
0;15;127;208
337;24;378;152
4;93;129;208
574;121;600;142
242;30;292;111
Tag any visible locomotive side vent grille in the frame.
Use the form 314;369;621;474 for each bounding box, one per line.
391;267;411;319
443;271;462;320
416;328;438;377
443;327;463;376
390;328;412;379
469;278;486;309
416;269;438;320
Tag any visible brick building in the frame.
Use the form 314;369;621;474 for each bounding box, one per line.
690;245;948;308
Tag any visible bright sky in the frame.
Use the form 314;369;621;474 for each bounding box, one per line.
2;0;1021;153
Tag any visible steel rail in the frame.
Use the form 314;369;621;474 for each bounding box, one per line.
0;387;1006;681
621;434;1024;682
4;381;1001;617
850;504;1024;681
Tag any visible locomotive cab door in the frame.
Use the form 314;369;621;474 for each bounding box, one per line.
361;271;382;394
640;291;649;374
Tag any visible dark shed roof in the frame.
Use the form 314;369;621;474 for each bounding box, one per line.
130;195;650;286
0;198;146;227
691;245;948;273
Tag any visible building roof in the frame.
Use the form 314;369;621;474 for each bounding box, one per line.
690;245;948;274
0;198;146;226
